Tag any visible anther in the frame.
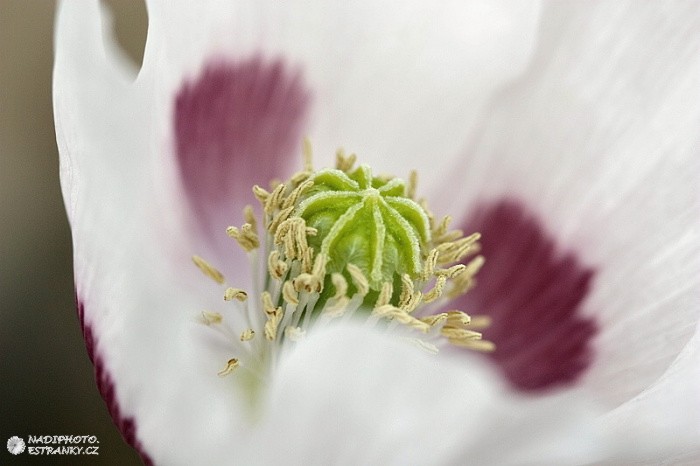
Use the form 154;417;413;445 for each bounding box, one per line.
226;224;260;251
373;305;431;333
217;358;240;376
285;326;306;342
335;148;357;172
282;281;299;305
374;282;394;308
346;263;369;297
192;255;225;284
267;251;288;280
240;329;255;341
224;287;248;302
331;273;348;299
201;311;223;325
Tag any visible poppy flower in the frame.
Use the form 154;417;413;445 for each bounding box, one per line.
54;1;699;464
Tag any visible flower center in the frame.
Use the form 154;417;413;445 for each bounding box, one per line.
193;142;492;386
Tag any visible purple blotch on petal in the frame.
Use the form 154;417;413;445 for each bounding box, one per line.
174;56;311;235
77;296;153;465
453;198;597;392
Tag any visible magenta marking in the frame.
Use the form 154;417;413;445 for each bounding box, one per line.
77;297;153;465
174;56;311;234
453;199;597;391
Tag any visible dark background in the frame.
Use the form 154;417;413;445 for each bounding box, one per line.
1;1;148;464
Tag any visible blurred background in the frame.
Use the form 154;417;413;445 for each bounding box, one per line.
1;1;147;464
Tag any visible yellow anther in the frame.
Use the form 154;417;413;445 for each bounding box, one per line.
243;205;258;234
261;291;276;313
217;358;240;377
422;249;440;280
262;292;283;341
335;148;357;172
447;255;485;298
264;183;286;214
252;185;270;205
374;282;394;308
331;273;348;299
282;280;299;305
285;326;306;342
441;327;483;341
301;245;314;274
400;291;423;313
226;224;260;251
201;311;223;325
399;274;414;307
311;253;327;278
435;264;467;279
224;287;248;302
423;275;447;303
420;313;448;327
444;310;472;327
465;315;492;330
268;206;295;233
267;251;288;280
448;339;496;352
346;263;369;297
192;255;225;285
282;179;314;210
373;305;431;333
436;232;480;264
240;329;255;341
293;273;322;293
324;296;350;317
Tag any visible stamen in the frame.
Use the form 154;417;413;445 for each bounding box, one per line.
226;224;260;251
224;287;248;302
335;148;357;172
448;339;496;352
373;305;431;333
201;311;223;325
267;251;288;280
217;358;240;377
331;273;348;298
196;142;495;382
262;291;283;341
374;282;394;308
252;185;271;206
192;255;225;284
346;263;369;297
282;280;299;305
243;205;258;233
285;326;306;341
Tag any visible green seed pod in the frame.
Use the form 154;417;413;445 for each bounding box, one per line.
295;165;431;304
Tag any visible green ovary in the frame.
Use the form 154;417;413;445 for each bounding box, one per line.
294;165;431;306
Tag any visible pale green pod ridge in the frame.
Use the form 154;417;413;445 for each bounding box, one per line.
294;165;431;298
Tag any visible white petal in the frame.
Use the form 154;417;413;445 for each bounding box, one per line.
55;2;251;462
144;0;541;189
600;323;700;463
248;324;608;466
53;3;552;463
440;1;700;405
